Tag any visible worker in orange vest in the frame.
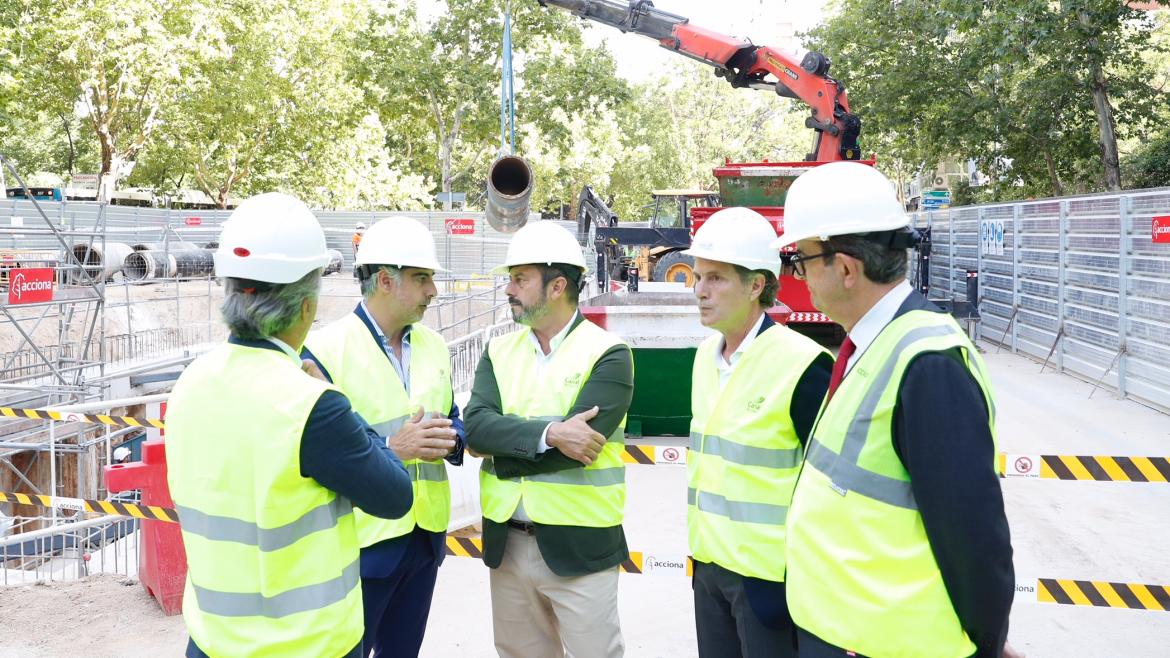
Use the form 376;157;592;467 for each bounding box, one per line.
352;222;367;260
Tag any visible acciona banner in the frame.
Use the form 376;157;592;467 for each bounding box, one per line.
7;268;55;305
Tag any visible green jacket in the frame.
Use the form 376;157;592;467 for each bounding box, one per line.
464;313;635;576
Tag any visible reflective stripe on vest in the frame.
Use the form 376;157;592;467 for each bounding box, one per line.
166;344;362;657
480;320;628;527
305;314;454;544
687;324;829;581
786;310;996;658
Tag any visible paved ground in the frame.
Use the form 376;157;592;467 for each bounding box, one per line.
424;342;1170;656
1;342;1166;656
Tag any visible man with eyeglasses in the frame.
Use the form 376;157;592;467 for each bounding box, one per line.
774;162;1019;658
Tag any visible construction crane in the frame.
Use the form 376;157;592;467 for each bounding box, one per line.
535;0;862;162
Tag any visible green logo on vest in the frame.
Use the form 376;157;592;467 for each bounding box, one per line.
564;373;582;387
747;396;765;413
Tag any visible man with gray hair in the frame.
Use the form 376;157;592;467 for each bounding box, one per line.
166;192;414;658
303;217;463;658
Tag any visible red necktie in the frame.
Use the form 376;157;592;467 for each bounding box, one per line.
826;336;856;401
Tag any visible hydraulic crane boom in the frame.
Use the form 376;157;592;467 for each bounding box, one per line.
536;0;861;162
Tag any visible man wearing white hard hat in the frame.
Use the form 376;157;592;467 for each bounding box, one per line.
774;162;1017;658
166;193;414;658
683;207;832;658
303;217;462;658
465;221;634;658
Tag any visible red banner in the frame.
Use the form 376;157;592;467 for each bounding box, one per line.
445;218;475;235
1154;215;1170;244
184;216;202;226
7;267;55;305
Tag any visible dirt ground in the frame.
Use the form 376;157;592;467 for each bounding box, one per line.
0;574;186;657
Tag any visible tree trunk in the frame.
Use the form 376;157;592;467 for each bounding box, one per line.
98;136;115;202
1087;66;1121;190
1043;147;1063;197
58;112;76;177
1074;7;1122;191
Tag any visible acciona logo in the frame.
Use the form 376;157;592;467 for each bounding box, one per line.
7;268;54;305
1154;216;1170;244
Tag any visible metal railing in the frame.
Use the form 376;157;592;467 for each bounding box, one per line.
0;327;212;382
0;514;140;585
912;187;1170;412
448;320;521;394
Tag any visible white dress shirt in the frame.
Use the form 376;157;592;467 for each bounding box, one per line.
361;300;412;392
842;280;913;375
715;312;767;390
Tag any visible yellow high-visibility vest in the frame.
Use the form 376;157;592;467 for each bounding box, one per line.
479;320;627;527
689;323;828;580
167;343;362;658
305;313;453;544
786;310;997;658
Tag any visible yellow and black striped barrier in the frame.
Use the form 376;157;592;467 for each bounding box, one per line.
1021;578;1170;612
444;535;694;576
444;540;1170;602
0;490;178;522
621;445;686;465
624;447;1170;482
999;453;1170;482
445;535;485;560
0;405;165;430
6;497;1163;604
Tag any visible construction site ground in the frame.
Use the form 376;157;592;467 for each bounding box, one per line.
1;342;1167;657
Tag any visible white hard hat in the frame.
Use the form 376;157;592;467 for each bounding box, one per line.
770;162;909;249
355;217;446;272
113;446;131;461
356;222;367;230
492;221;586;276
683;207;781;277
214;192;331;283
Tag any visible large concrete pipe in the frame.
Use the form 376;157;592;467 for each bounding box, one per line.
123;249;214;282
69;242;133;282
485;155;533;233
172;249;215;279
124;250;174;282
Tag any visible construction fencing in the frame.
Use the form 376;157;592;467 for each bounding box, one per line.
0;199;573;280
912;188;1170;412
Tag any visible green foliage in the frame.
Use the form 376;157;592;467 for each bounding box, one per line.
1124;131;1170;189
4;0;215;189
808;0;1169;198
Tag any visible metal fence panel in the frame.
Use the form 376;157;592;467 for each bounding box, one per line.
0;199;564;280
912;188;1170;413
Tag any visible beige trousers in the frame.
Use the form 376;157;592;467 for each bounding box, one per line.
489;527;624;658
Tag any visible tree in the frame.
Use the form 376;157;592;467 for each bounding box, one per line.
130;0;377;207
5;0;212;197
356;0;628;208
808;0;1168;199
600;61;812;221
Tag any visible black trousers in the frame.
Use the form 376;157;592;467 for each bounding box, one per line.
693;561;797;658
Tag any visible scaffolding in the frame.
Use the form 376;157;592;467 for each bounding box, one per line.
1;155;115;535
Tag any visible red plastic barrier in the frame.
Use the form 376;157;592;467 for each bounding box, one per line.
104;439;187;616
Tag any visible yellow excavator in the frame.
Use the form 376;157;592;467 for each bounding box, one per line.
577;185;718;287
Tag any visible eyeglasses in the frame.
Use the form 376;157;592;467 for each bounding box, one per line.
789;250;837;277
